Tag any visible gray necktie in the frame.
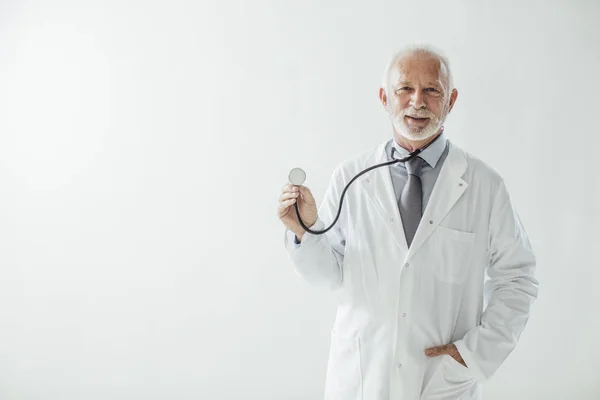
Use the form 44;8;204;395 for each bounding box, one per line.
399;156;424;247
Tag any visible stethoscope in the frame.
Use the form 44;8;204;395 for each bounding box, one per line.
288;131;443;235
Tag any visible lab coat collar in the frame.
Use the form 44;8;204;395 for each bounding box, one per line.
358;137;468;258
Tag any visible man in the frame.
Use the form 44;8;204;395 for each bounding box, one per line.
278;45;538;400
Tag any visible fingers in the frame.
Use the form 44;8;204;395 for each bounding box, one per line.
281;183;300;193
297;185;315;204
424;344;466;366
280;190;300;202
425;343;454;357
279;198;296;210
450;353;467;367
425;346;441;356
278;184;299;218
279;183;311;217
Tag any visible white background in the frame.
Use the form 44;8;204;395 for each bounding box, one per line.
0;0;599;399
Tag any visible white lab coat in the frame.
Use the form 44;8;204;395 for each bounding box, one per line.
284;139;538;400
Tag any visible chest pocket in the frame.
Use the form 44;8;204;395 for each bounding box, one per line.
430;226;476;284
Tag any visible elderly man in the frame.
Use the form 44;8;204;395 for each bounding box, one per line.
278;45;538;399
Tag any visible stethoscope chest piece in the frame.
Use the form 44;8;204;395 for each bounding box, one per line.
288;167;306;186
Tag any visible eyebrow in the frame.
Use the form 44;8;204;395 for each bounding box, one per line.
395;81;443;88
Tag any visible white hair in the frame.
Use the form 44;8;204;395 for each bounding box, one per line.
381;44;454;95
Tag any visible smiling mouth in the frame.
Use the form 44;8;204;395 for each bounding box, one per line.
406;116;429;122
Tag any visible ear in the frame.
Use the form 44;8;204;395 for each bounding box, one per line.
379;87;387;108
448;88;458;113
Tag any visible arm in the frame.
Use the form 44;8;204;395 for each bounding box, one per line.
283;165;347;288
453;179;539;381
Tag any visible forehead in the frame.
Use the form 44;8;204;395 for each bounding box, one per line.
390;53;445;84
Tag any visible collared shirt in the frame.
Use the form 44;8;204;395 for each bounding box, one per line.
386;132;450;212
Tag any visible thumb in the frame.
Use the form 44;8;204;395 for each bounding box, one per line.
298;185;316;204
425;344;453;357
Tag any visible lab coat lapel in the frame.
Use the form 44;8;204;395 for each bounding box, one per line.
406;141;468;258
358;142;409;253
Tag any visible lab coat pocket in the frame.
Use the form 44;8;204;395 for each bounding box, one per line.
441;355;476;399
442;354;473;383
432;226;475;284
421;355;475;400
324;331;363;400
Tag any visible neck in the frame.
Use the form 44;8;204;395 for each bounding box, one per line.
394;128;443;153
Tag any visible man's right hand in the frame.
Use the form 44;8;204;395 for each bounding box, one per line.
278;183;318;242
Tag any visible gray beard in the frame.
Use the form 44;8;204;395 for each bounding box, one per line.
392;116;443;141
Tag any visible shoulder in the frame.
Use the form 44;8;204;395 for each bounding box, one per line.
449;140;510;201
451;141;503;182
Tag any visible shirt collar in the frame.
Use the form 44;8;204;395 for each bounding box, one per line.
391;131;447;168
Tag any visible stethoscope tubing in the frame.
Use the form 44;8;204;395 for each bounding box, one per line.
294;134;441;235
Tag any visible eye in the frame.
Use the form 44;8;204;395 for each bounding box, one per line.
396;87;412;93
425;87;443;97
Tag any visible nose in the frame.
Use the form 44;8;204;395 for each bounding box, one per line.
410;90;426;109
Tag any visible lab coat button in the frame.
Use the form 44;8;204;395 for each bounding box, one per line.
397;363;403;368
404;263;409;267
402;313;407;317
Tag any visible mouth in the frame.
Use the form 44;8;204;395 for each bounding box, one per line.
405;115;430;125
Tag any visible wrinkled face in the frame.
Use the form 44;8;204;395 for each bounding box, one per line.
384;53;455;141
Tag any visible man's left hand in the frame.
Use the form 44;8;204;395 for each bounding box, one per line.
425;344;467;367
